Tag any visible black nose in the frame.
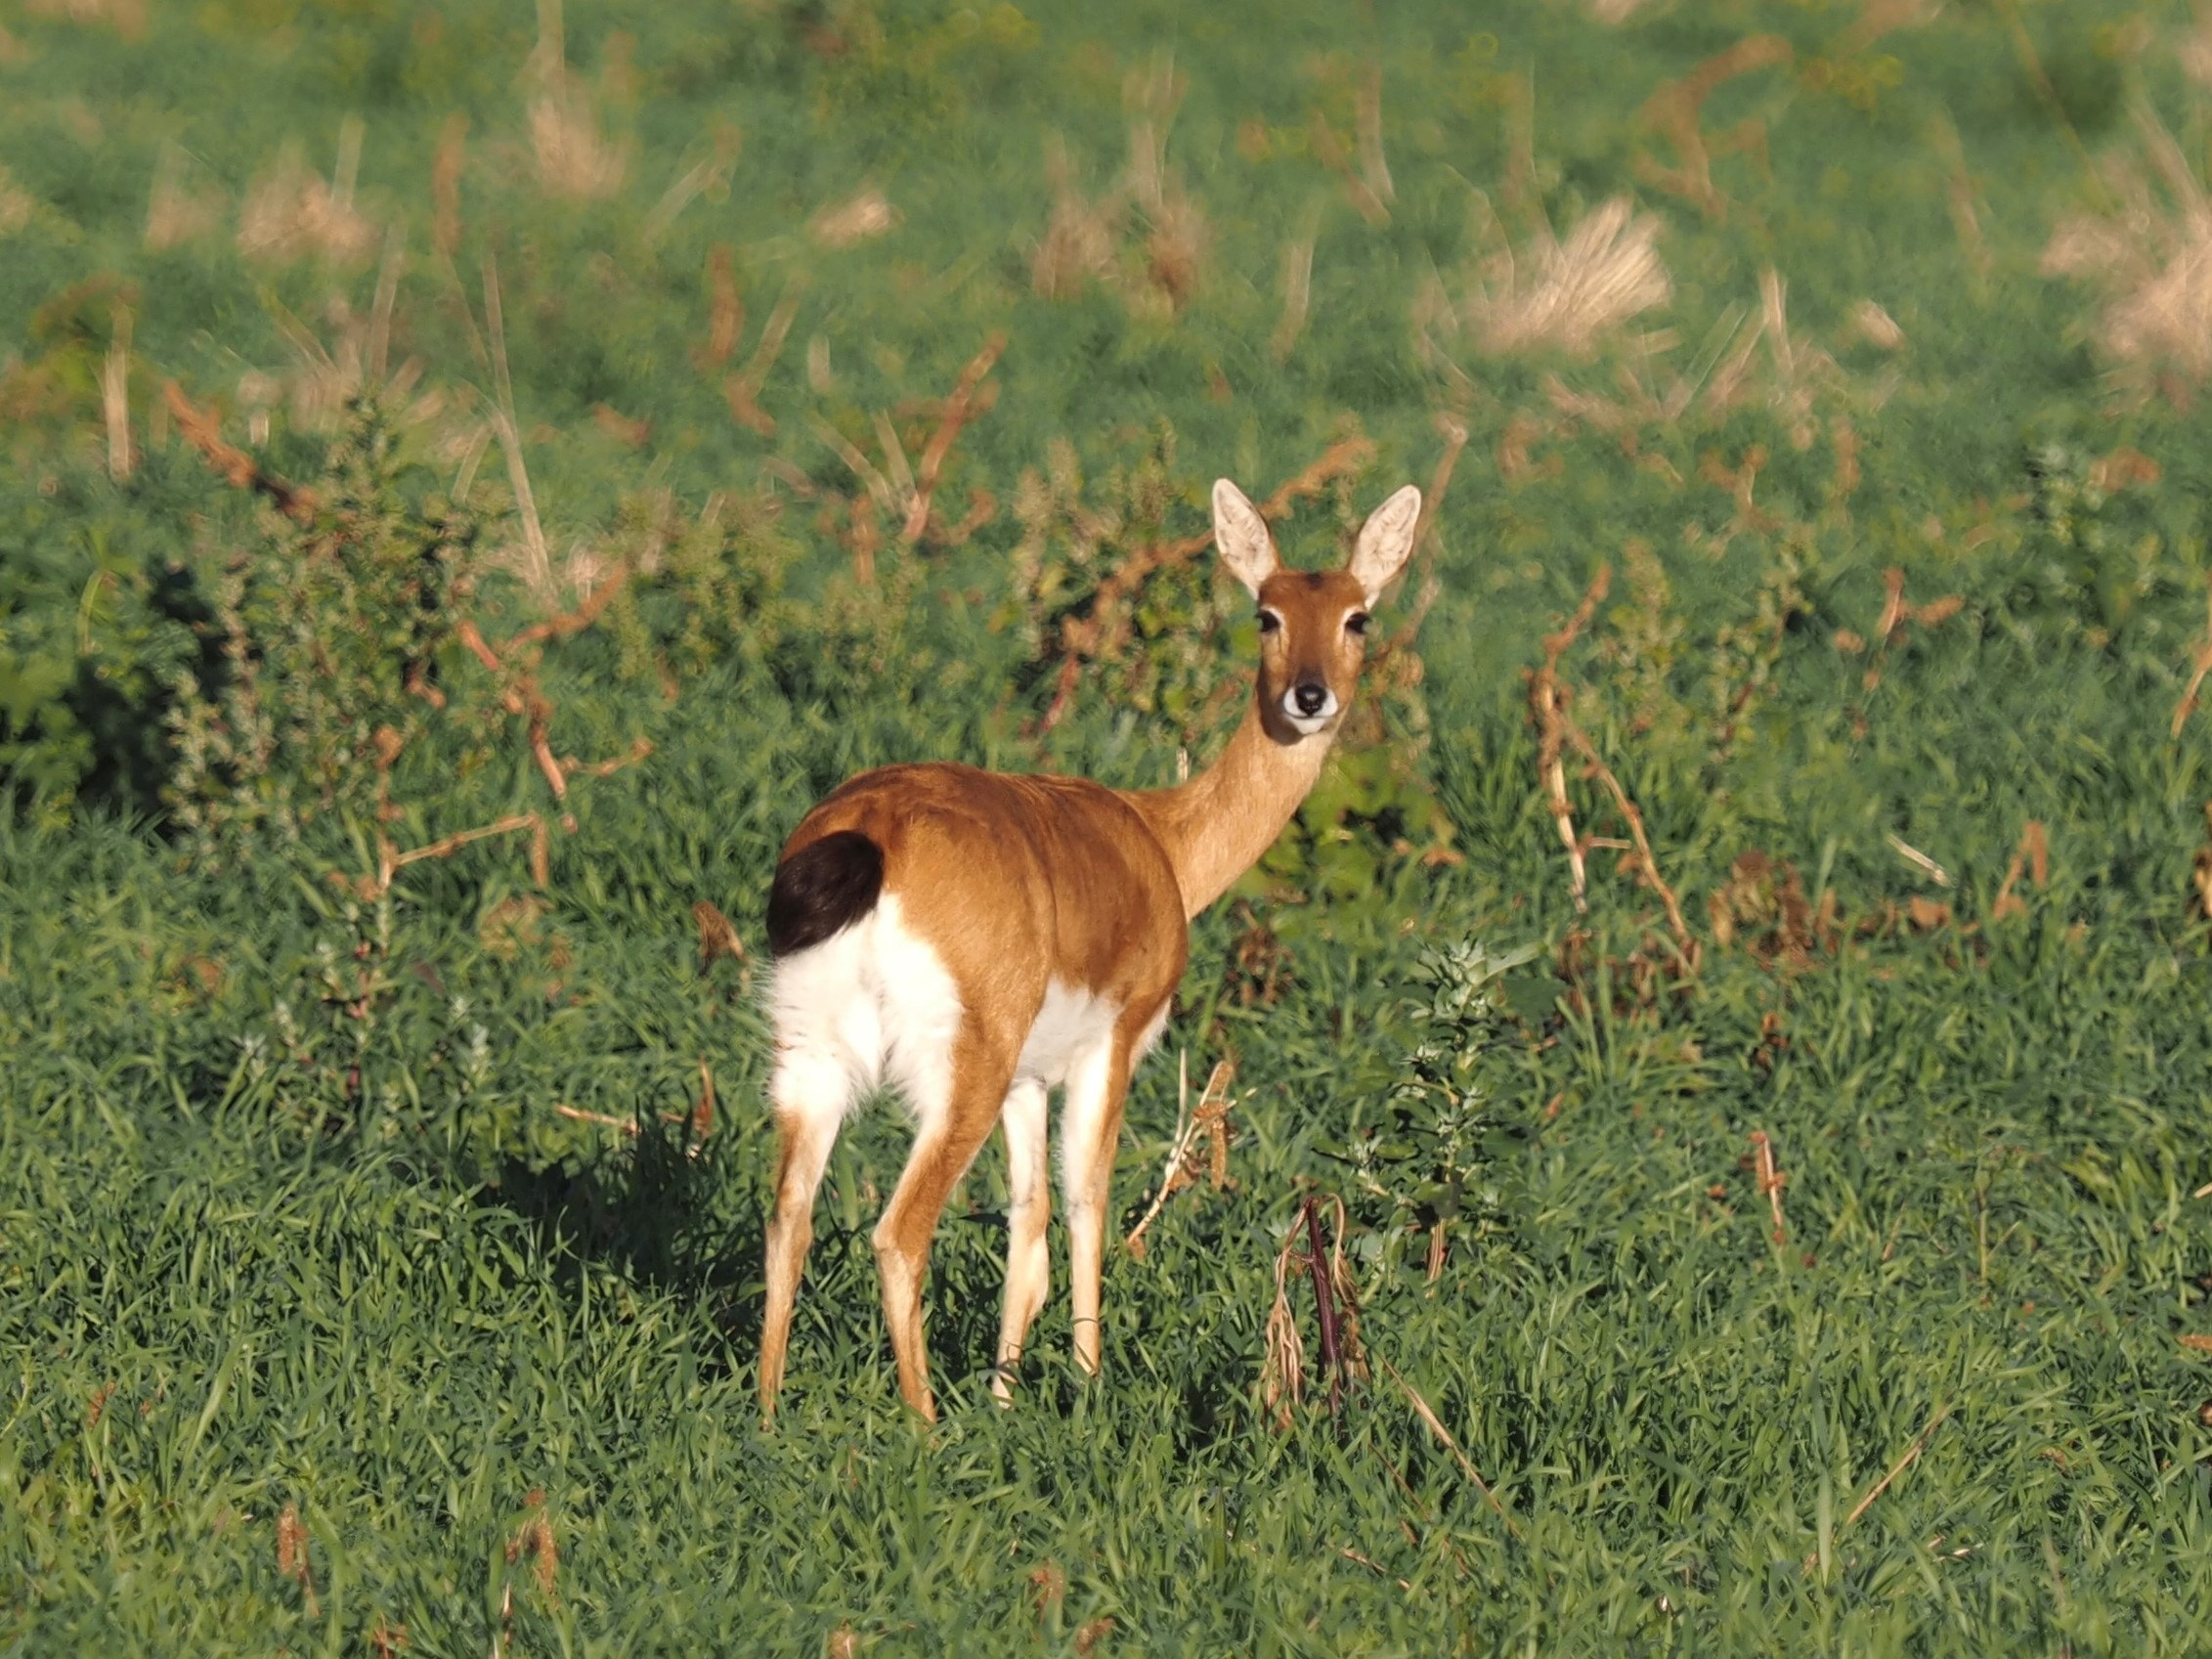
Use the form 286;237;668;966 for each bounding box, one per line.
1292;682;1328;717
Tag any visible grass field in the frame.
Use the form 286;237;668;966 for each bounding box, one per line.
8;0;2212;1651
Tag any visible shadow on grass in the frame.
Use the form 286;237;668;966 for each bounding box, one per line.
482;1123;769;1367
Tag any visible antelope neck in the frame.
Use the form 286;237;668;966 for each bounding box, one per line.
1116;700;1334;920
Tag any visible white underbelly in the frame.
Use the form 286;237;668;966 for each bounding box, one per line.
1016;980;1123;1086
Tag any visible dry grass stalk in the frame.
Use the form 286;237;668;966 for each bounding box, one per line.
1928;116;1993;283
1032;134;1122;299
1829;415;1861;512
2192;805;2212;928
1885;832;1950;889
1261;1224;1307;1429
1356;65;1395;208
1843;1404;1950;1528
1260;1194;1366;1424
1124;53;1207;317
1310;109;1389;228
276;1502;319;1615
145;143;220;250
699;244;742;370
101;306;132;481
1141;183;1209;314
1749;1129;1787;1244
1991;821;2049;923
1272;232;1316;363
810;415;899;522
692;1058;716;1143
1635;36;1793;218
723;282;801;436
525;0;628;200
1851;299;1906;351
1387;411;1471;644
2043;104;2212;397
431;116;466;258
1559;711;1697;955
477;255;554;603
644;117;741;245
810;185;898;247
904;333;1005;543
1856;567;1965;697
0;162;34;240
378;813;549;895
693;900;747;971
507;1490;559;1602
1375;1354;1517;1531
2186;5;2212;86
1528;566;1613;912
239;128;376;265
1584;0;1658;20
1125;1055;1236;1257
1033;67;1209;317
1469;197;1671;358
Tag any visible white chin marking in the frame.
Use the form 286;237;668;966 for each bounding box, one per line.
1280;688;1337;735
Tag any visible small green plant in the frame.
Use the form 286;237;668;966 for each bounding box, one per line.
1334;939;1542;1274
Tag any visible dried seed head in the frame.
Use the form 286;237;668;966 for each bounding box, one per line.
1470;197;1671;358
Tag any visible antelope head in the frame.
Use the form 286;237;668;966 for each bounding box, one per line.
1209;478;1424;743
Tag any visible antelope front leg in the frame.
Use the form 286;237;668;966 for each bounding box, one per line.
993;1077;1051;1402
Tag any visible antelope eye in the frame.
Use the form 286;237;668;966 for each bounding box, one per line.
1345;611;1370;636
1257;609;1282;635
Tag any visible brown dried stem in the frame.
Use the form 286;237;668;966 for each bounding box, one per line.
1843;1404;1951;1529
1634;35;1793;219
1528;566;1612;913
2173;574;2212;738
1991;821;2049;923
378;812;549;895
1302;1197;1349;1416
163;380;318;521
1387;411;1470;647
723;281;801;436
1557;709;1696;958
1375;1354;1517;1533
1750;1128;1787;1245
1124;1056;1236;1256
904;332;1006;543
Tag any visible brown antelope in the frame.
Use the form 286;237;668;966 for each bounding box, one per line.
758;476;1423;1420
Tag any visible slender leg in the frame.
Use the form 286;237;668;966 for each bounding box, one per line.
1059;1036;1132;1377
992;1076;1051;1403
873;1039;1017;1420
758;1053;851;1419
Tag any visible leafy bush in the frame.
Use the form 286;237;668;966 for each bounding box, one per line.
163;400;488;870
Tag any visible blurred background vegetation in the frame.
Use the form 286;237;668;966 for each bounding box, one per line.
8;0;2212;1650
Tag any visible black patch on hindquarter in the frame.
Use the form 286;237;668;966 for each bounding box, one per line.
765;831;885;958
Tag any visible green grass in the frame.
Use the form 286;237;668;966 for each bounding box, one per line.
8;0;2212;1651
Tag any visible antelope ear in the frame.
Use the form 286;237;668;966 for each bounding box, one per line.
1346;484;1422;604
1211;478;1278;597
